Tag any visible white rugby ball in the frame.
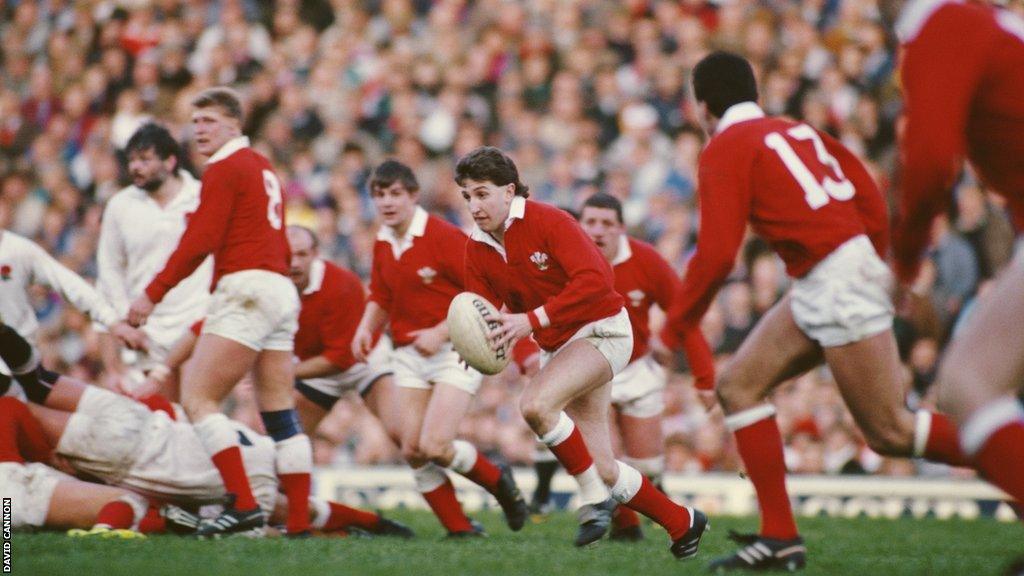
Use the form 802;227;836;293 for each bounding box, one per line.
447;292;510;375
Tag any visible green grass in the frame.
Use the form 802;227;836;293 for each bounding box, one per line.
12;512;1022;576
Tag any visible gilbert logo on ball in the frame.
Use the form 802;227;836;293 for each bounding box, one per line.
529;251;550;271
447;292;511;375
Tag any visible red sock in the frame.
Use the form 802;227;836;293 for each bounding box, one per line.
138;505;165;534
974;421;1024;505
734;417;799;540
548;427;593;475
211;447;258;511
422;478;473;533
461;453;502;492
95;501;134;529
613;504;641;530
925;413;971;468
623;476;691;540
280;473;312;533
321;501;381;532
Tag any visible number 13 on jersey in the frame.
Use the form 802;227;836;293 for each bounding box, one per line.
765;124;855;209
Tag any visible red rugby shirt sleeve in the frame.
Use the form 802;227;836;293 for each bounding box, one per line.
532;209;617;329
367;244;393;311
661;146;750;350
464;245;503;309
893;13;990;284
146;165;235;303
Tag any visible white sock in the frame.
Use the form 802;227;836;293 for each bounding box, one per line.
310;497;330;530
412;463;448;493
912;410;931;458
960;397;1024;457
575;465;610;506
275;433;312;475
449;440;478;474
723;404;777;433
194;413;239;456
624;455;664;484
609;461;643;503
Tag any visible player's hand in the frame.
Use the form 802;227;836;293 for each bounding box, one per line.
352;326;374;363
649;335;675;369
410;325;446;357
110;321;148;352
489;313;532;352
127;295;155;328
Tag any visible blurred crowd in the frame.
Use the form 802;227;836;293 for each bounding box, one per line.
3;0;1022;479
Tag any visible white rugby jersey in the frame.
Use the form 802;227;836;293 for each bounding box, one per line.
96;172;211;351
0;230;119;343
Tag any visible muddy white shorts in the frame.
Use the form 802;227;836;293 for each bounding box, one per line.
790;235;894;347
610;355;666;418
0;461;71;529
540;308;634;376
203;270;300;352
391;342;483;395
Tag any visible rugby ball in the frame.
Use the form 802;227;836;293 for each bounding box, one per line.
447;292;510;375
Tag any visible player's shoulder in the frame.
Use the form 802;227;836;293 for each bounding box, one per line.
425;213;468;240
104;185;145;211
899;0;996;43
627;237;663;261
321;260;362;290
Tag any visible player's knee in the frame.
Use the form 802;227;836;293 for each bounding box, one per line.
419;435;452;465
180;395;217;421
595;459;619;487
400;438;427;466
863;422;913;456
519;396;555;434
715;369;754;413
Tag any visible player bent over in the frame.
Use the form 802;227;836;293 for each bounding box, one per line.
127;87;311;536
353;160;527;536
892;0;1024;507
0;395;149;536
655;52;973;572
458;146;708;557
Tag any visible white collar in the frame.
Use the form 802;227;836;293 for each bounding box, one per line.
716;102;765;135
206;136;251;165
376;206;429;243
895;0;956;42
611;234;633;266
469;196;527;260
303;259;326;295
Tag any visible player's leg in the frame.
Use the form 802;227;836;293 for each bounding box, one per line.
709;296;819;571
25;403;71;446
302;496;415;538
823;330;970;466
293;392;330;436
48;478;148;534
183;333;264;526
0;324;87;410
253;348;313;535
934;256;1024;502
529;443;560;514
362;374;403;446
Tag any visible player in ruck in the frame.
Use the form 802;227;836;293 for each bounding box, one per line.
352;160;527;537
127;87;311;537
654;52;974;571
891;0;1024;505
458;146;708;557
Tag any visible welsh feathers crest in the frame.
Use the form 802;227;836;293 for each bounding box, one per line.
418;266;438;284
529;252;550;271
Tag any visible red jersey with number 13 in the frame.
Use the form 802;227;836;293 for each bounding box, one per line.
662;103;888;340
146;137;290;303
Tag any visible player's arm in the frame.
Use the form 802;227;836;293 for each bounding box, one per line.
144;167;235;305
131;322;200;402
525;210;619;332
644;246;717;391
96;202;132;378
660;149;751;351
893;12;990;283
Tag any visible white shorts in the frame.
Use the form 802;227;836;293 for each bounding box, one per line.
391;342;483;395
540;308;634;376
203;270;300;352
790;235;894;347
57;387;278;513
299;337;393;408
610;355;666;418
0;462;71;529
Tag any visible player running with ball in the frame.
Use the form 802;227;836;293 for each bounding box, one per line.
458;146;708;558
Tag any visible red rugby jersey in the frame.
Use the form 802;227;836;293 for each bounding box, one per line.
661;103;887;347
893;0;1024;283
146;137;290;303
295;259;365;371
0;397;51;464
465;197;624;352
612;236;678;362
369;207;468;347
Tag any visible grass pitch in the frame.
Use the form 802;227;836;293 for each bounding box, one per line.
14;511;1022;576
